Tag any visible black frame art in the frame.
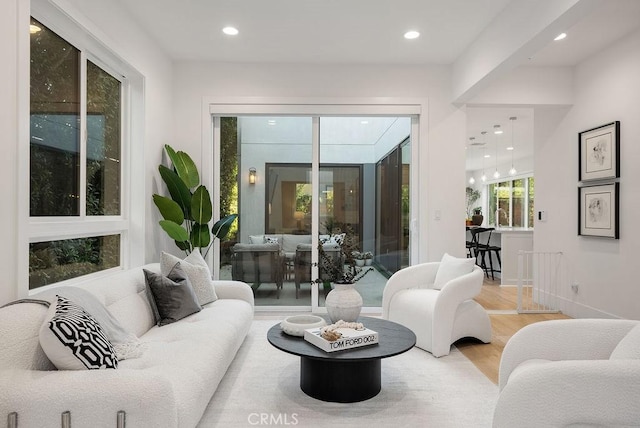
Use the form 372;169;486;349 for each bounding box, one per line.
578;182;619;239
578;121;620;182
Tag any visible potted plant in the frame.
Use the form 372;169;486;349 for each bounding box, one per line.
352;251;365;267
472;208;484;226
153;144;237;256
363;251;374;266
466;186;480;226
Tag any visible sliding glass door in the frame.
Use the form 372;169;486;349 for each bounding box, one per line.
216;112;413;312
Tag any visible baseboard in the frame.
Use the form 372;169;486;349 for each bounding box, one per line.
555;295;621;319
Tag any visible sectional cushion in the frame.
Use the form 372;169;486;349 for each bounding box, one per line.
39;295;118;370
248;235;265;244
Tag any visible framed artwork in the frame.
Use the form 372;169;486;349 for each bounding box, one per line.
578;182;619;239
579;121;620;181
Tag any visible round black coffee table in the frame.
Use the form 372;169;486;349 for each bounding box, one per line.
267;316;416;403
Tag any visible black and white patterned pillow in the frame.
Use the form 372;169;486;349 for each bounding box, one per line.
265;236;279;245
39;295;118;370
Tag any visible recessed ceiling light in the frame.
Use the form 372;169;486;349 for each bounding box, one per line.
267;120;276;125
222;26;239;36
506;146;514;151
484;154;491;158
493;125;503;135
361;120;369;125
404;31;420;40
554;32;567;41
29;24;41;34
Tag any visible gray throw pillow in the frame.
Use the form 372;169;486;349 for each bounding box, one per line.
143;263;202;326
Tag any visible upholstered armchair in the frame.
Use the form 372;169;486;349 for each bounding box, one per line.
493;318;640;428
382;255;491;357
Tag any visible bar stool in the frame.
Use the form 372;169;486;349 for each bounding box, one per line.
470;227;501;280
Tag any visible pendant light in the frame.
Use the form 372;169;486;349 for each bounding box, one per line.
509;116;517;176
480;131;487;182
493;127;500;179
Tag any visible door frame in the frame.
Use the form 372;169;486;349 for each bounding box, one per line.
203;97;426;313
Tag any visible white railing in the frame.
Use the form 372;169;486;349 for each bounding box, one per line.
517;251;562;313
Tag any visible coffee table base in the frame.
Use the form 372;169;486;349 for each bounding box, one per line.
300;357;381;403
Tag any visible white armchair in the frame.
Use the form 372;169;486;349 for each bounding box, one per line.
493;318;640;428
382;260;491;357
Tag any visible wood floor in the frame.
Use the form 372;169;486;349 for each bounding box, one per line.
456;278;570;385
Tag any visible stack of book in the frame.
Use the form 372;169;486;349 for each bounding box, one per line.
304;326;378;352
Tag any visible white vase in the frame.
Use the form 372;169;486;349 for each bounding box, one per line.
355;259;365;267
325;283;363;323
364;258;372;266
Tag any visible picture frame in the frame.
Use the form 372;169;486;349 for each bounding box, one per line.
578;182;619;239
578;121;620;181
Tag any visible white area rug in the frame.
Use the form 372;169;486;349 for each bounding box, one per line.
198;320;498;428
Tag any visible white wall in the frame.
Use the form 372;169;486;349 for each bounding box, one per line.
0;0;27;304
172;62;467;261
53;0;175;266
535;28;640;319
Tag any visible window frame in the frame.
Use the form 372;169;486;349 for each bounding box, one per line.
486;174;534;228
24;2;143;291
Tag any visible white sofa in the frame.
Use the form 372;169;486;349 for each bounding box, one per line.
493;318;640;427
0;263;254;428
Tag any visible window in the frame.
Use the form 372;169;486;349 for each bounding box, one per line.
29;17;125;289
487;176;534;227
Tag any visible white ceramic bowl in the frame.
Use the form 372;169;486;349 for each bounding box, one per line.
280;315;327;337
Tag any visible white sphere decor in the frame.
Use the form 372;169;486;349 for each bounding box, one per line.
280;315;327;337
325;283;363;323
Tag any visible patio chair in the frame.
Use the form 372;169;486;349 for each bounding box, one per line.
230;243;285;298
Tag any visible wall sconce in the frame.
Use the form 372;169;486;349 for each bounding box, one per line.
248;167;256;184
294;211;305;230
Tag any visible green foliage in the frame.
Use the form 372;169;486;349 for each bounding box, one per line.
316;225;372;284
154;144;237;255
466;186;481;218
220;117;239;241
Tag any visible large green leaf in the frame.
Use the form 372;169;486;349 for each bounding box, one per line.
212;214;238;240
190;223;211;248
152;194;184;225
159;220;189;243
158;165;191;217
175;240;191;252
164;144;199;189
191;185;212;224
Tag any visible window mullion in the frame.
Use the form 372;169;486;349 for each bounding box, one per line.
79;52;88;218
509;181;513;227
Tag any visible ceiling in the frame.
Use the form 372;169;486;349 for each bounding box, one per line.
116;0;512;64
114;0;640;171
117;0;640;67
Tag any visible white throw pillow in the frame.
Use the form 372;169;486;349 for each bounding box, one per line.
161;251;218;305
39;295;118;370
610;324;640;360
433;253;475;290
248;235;265;244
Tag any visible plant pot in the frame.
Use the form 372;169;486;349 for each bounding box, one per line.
465;219;473;226
472;214;484;226
364;258;372;266
325;283;363;323
355;259;365;267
